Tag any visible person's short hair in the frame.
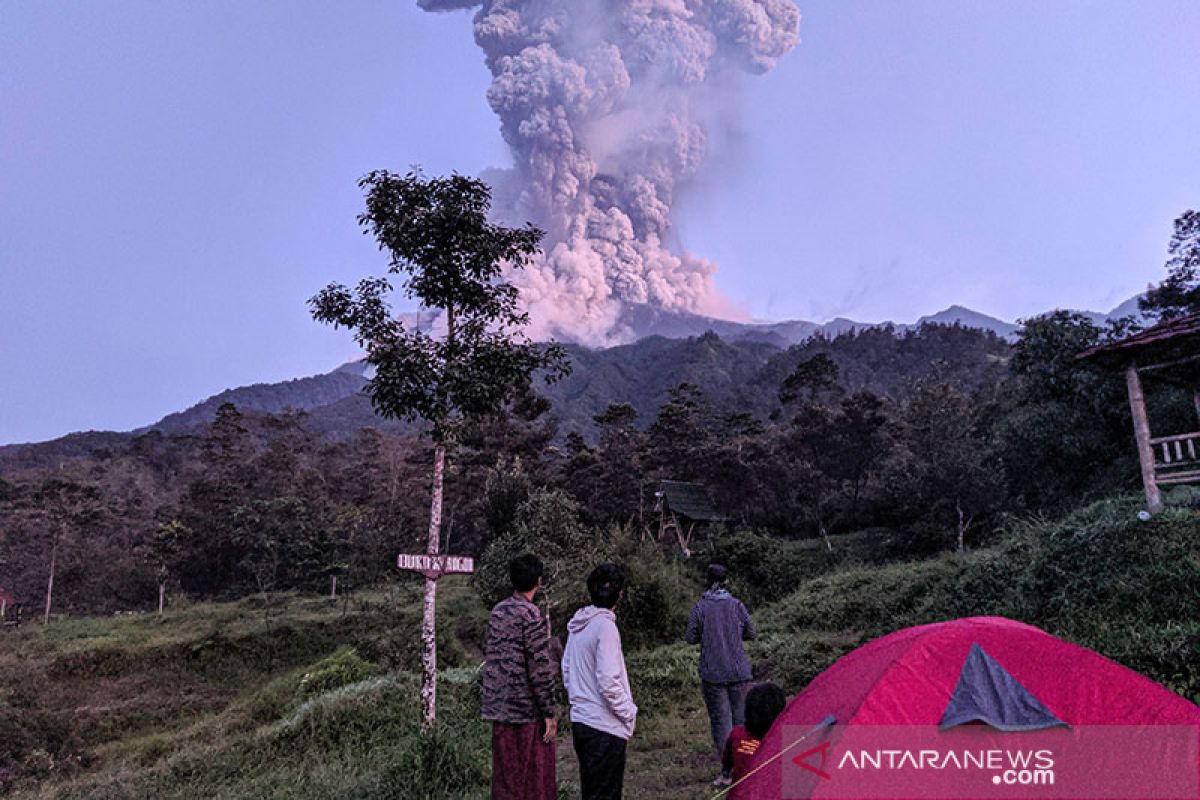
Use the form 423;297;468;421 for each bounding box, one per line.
744;682;788;740
706;563;728;586
586;563;626;609
509;553;544;593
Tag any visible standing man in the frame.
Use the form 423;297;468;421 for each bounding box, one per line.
481;553;558;800
562;564;637;800
685;563;756;787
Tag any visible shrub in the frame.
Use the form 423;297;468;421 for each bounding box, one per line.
297;648;379;698
609;532;697;650
476;495;702;651
754;496;1199;701
1053;616;1200;703
474;488;610;631
625;644;699;715
749;630;863;693
707;530;840;607
756;555;977;636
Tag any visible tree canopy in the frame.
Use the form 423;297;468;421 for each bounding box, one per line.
309;170;568;441
1140;209;1200;320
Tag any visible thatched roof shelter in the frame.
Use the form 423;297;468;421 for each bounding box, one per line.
653;480;726;557
657;480;727;522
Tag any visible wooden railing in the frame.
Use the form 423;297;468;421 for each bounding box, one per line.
1151;431;1200;485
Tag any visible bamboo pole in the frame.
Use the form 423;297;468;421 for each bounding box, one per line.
1126;365;1163;513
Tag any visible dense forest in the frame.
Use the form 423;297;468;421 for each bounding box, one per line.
3;311;1193;619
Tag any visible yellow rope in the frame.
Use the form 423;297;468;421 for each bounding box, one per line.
711;715;837;800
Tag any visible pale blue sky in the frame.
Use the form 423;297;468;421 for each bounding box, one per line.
2;1;1198;444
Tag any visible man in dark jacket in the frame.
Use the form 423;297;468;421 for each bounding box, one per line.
684;563;756;787
481;553;558;800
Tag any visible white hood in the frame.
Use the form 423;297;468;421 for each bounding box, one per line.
567;604;613;635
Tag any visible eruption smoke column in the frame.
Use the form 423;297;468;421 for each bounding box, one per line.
418;0;801;343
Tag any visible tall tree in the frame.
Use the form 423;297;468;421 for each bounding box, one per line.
148;520;186;615
646;382;713;479
588;403;647;526
885;383;1006;552
778;352;840;407
31;478;103;624
1140;209;1200;320
995;311;1132;508
179;404;256;596
309;170;568;731
811;391;894;526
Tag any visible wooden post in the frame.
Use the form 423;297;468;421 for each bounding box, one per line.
680;520;696;558
1193;391;1200;425
420;443;445;734
1126;365;1163;514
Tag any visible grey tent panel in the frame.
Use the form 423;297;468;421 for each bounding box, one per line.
939;643;1067;732
658;480;726;522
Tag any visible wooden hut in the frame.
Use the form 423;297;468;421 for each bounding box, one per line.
1077;312;1200;513
652;480;726;557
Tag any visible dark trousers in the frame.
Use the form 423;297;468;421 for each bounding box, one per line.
701;680;750;758
572;722;627;800
491;721;556;800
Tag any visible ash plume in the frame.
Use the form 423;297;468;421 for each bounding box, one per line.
419;0;801;343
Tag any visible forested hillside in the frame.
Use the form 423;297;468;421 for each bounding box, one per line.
4;313;1191;619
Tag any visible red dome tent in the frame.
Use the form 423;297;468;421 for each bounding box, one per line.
735;617;1199;799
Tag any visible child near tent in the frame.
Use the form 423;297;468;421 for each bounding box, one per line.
720;682;787;792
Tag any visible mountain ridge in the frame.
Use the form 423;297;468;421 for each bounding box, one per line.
0;298;1146;460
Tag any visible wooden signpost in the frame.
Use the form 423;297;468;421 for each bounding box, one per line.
397;551;474;731
396;553;475;580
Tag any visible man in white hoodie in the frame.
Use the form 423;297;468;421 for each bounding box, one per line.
561;564;637;800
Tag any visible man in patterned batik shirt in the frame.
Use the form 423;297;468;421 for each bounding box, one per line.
481;553;558;800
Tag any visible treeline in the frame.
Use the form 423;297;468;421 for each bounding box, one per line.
0;314;1191;616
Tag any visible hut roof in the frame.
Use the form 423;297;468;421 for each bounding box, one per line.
658;480;726;522
1076;312;1200;370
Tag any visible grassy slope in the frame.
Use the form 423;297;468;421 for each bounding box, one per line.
2;498;1196;799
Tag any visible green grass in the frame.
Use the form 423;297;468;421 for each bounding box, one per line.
2;497;1195;798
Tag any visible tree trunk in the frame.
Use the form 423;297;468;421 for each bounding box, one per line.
44;533;59;625
819;521;833;553
420;442;446;734
955;501;966;553
330;574;338;601
158;582;166;616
